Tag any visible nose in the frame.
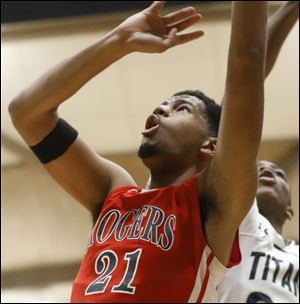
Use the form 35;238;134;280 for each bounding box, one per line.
258;166;275;178
153;105;170;117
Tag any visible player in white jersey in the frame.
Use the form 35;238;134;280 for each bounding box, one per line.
218;160;299;303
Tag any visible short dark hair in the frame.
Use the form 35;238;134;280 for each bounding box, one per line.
173;90;221;137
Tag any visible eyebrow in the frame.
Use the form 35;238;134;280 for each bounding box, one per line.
270;164;283;173
274;168;286;176
161;99;195;107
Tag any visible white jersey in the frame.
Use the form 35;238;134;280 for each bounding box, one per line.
218;200;299;303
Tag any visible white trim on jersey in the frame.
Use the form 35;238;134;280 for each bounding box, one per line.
188;245;230;303
188;246;211;302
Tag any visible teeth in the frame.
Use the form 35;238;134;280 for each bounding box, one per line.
259;173;274;179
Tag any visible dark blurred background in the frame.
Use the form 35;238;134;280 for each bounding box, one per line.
1;1;227;23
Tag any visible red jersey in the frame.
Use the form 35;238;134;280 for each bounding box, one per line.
71;176;241;303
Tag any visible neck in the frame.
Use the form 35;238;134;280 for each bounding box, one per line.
259;209;284;234
266;216;284;235
146;166;198;189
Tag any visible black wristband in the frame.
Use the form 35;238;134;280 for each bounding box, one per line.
30;119;78;164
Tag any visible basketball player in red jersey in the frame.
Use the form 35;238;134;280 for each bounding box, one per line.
9;2;267;302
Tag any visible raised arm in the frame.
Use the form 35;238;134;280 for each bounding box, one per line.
219;1;298;107
201;2;268;265
8;1;203;213
266;1;299;78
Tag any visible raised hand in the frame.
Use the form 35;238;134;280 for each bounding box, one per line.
117;1;204;53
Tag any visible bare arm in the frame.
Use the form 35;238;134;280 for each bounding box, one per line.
8;29;137;213
219;1;298;105
9;1;203;213
201;2;268;265
206;0;299;264
266;1;299;78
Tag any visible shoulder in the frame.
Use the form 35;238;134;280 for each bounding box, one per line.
92;184;141;225
285;241;299;256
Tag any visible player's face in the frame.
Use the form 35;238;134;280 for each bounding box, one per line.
138;95;210;168
256;160;291;220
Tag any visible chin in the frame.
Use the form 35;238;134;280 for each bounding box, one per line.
138;142;174;172
256;186;277;201
137;142;161;159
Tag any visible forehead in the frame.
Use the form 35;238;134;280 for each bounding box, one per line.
162;94;205;110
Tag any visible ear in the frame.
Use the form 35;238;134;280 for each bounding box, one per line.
199;137;217;160
285;207;294;221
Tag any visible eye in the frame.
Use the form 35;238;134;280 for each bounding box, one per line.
275;170;285;179
177;105;191;113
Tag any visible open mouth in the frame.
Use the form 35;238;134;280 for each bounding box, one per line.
141;114;160;137
258;171;276;186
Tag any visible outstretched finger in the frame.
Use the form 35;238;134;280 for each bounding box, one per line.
163;6;199;25
174;30;205;46
168;14;203;33
148;1;166;13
